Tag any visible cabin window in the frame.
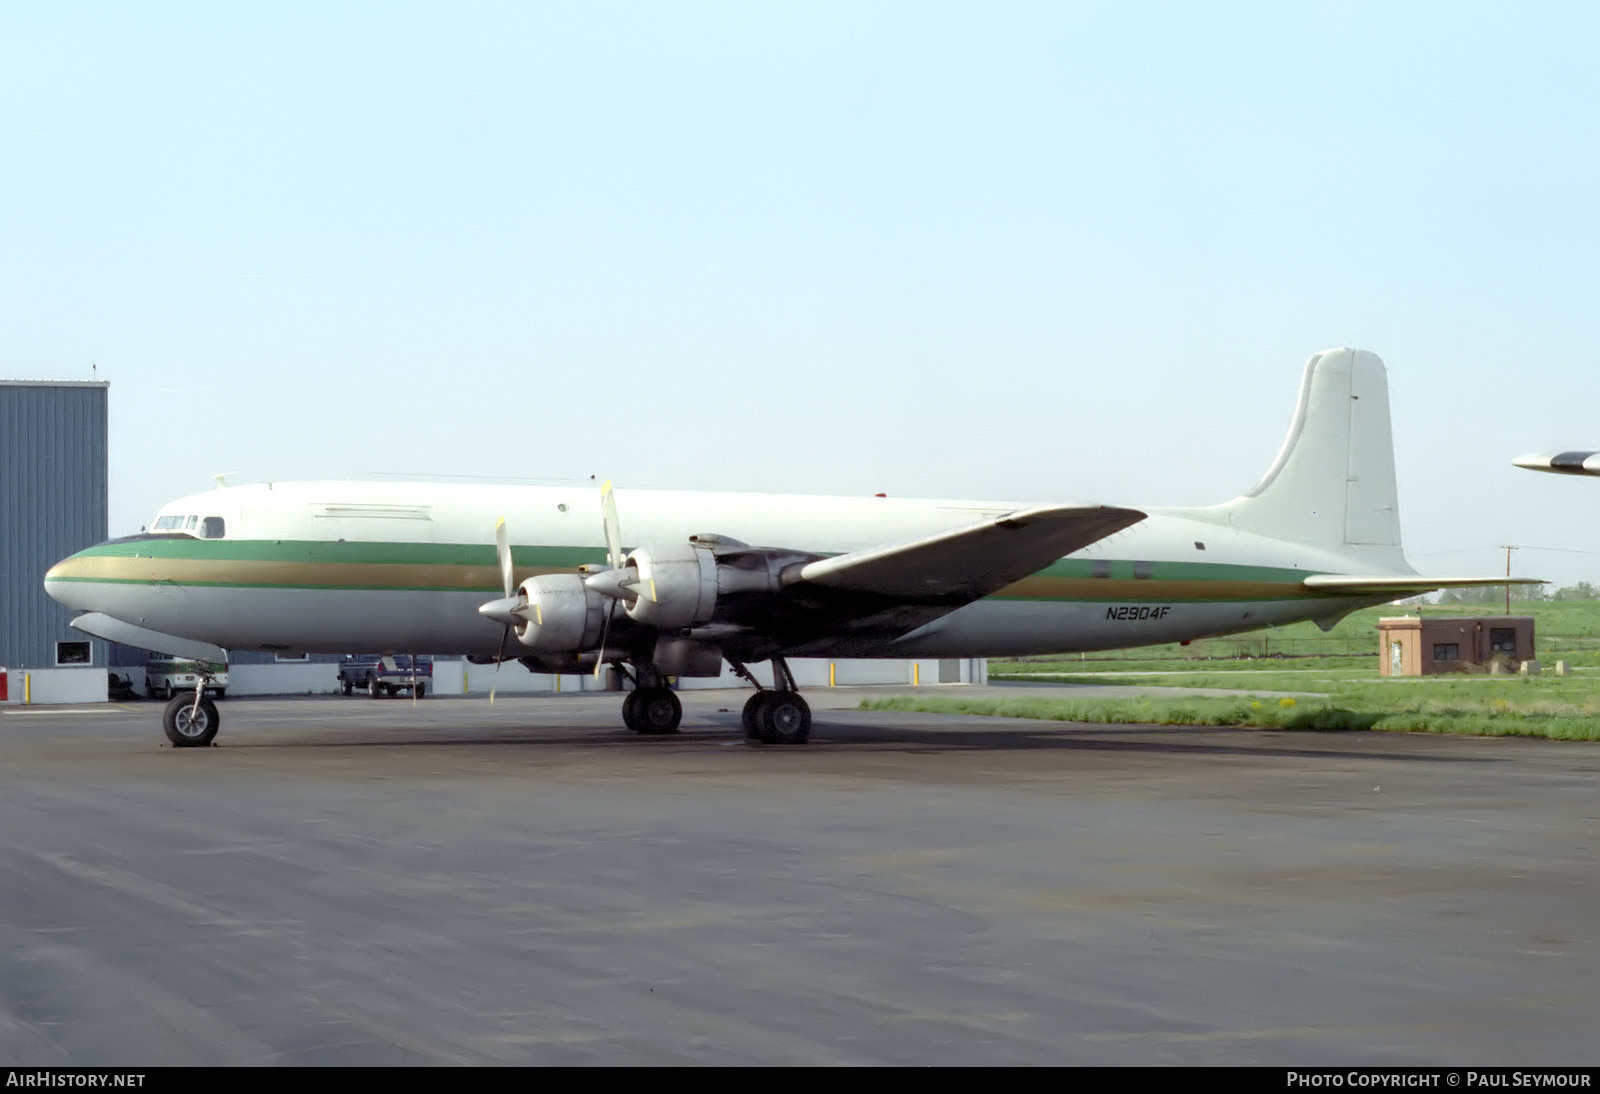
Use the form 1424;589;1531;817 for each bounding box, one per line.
1134;561;1153;579
1432;643;1460;662
153;515;186;531
184;515;198;530
201;517;226;539
55;641;91;666
1091;560;1112;579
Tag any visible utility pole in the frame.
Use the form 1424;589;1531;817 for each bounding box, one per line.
1503;545;1517;615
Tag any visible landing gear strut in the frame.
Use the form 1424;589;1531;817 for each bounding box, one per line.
731;657;811;744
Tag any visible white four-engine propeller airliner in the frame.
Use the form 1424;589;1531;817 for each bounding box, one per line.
46;348;1534;749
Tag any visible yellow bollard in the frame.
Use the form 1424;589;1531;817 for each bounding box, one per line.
829;662;836;687
24;672;31;705
556;675;561;693
913;663;920;686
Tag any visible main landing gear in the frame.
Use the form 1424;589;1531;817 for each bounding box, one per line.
623;685;682;734
731;657;811;745
616;664;683;735
612;657;812;744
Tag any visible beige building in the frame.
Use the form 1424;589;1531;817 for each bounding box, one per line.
1377;616;1536;676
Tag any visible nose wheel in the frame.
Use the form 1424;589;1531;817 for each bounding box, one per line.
162;691;220;747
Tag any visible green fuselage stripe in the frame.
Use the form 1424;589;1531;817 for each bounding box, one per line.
48;538;1329;604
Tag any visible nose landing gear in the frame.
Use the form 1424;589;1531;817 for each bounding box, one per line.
162;676;220;747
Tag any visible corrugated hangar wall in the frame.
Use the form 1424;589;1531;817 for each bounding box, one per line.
0;381;109;670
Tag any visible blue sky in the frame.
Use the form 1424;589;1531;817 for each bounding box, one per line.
4;2;1599;584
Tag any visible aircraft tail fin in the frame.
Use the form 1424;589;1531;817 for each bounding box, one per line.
1203;348;1408;570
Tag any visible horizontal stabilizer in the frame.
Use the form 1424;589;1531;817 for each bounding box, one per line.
1513;451;1600;476
793;505;1146;600
70;612;228;663
1303;575;1545;597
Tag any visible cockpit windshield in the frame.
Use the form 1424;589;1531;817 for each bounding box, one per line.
151;514;227;538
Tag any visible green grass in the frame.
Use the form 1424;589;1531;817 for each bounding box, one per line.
861;678;1600;740
867;599;1600;741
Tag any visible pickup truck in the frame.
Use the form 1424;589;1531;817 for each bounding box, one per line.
338;655;432;698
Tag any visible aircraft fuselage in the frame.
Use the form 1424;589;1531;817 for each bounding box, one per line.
45;480;1382;660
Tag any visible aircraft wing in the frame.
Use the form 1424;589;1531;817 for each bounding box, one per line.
682;503;1146;657
790;504;1146;599
1513;451;1600;476
1303;575;1545;597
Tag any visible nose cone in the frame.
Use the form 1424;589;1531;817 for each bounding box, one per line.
478;596;529;627
44;546;107;611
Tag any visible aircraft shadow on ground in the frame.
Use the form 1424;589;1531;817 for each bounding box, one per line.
218;713;1496;766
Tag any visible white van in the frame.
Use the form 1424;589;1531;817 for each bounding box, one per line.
145;658;229;701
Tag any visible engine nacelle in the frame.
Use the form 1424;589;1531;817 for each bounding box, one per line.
625;541;718;630
516;573;606;653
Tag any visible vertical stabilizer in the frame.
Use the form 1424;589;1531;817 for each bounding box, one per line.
1205;348;1407;569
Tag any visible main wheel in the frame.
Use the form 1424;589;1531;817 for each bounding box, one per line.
741;692;765;739
368;678;382;698
625;687;682;734
414;682;426;699
162;693;220;747
754;691;811;744
341;680;353;696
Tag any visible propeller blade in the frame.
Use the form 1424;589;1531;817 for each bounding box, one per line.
593;600;615;678
601;480;623;571
494;517;515;599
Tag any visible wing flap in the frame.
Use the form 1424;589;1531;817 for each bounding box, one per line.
1303;575;1545;597
790;505;1146;600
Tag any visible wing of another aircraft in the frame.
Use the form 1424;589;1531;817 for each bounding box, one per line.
790;505;1147;600
1513;451;1600;476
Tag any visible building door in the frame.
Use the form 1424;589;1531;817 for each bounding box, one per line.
1390;641;1404;676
